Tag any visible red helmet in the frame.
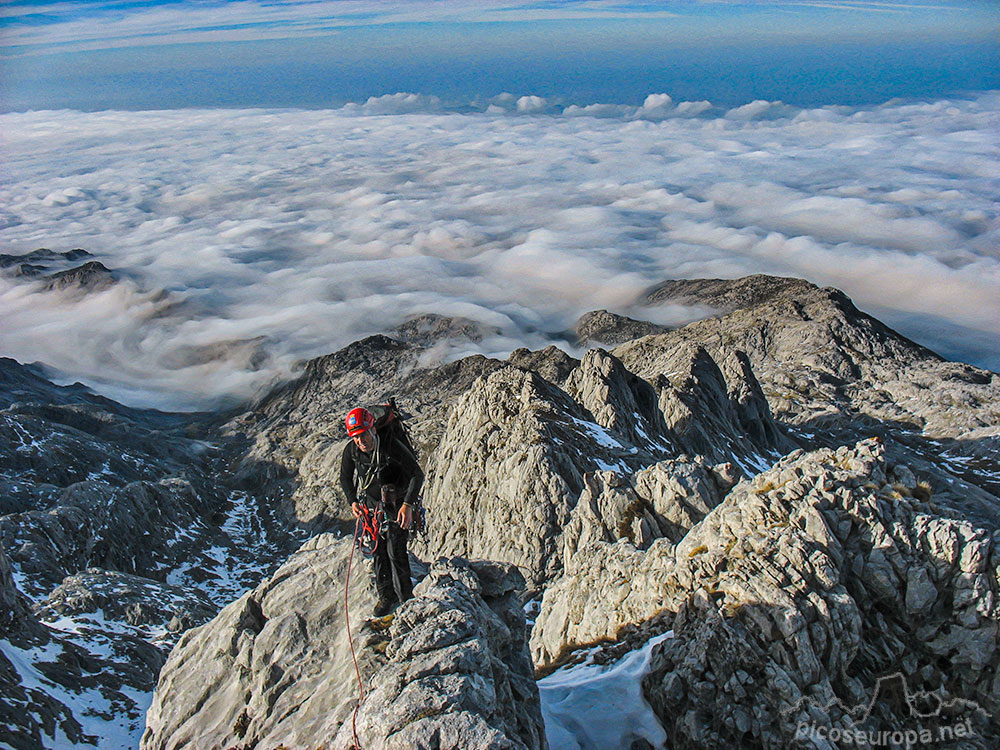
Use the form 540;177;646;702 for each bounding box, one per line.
345;407;375;437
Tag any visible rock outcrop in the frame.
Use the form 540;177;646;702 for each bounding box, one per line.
0;540;172;750
531;439;1000;745
142;535;545;750
559;458;738;562
421;344;789;590
0;356;292;748
643;274;815;311
391;313;501;348
0;248;94;279
41;260;117;293
35;569;217;638
629;275;1000;444
420;365;615;589
333;558;545;750
622;275;1000;528
574;309;670;346
0;248;120;294
0;539;36;637
0;358;247;596
142;534;379;749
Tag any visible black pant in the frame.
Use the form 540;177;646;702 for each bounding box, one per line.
372;520;413;603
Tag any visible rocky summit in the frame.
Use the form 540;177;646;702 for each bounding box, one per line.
1;272;998;749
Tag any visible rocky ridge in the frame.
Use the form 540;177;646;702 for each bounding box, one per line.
141;537;544;750
0;356;293;748
0;249;119;295
2;272;998;748
418;342;789;591
623;275;1000;524
574;309;670;347
0;356;290;602
630;275;998;445
532;439;998;744
0;248;94;279
1;539;175;749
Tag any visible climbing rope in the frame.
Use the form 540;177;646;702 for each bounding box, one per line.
344;516;365;750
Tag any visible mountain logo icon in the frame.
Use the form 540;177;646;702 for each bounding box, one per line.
783;672;984;726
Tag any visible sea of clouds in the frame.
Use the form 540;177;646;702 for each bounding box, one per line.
1;91;997;411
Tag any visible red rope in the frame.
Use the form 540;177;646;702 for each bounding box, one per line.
345;516;365;749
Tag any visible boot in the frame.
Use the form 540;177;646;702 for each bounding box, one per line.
372;596;396;618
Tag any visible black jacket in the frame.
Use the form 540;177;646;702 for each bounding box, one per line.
339;435;423;508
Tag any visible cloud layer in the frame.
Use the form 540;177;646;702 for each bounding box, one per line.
1;92;997;410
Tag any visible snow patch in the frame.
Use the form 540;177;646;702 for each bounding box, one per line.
539;631;673;750
0;637;149;749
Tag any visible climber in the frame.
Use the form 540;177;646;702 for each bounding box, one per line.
339;405;424;618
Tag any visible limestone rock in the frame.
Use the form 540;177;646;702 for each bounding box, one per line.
574;309;670;346
0;248;92;270
391;313;501;347
418;366;605;590
142;534;381;750
0;356;215;516
142;538;544;750
1;544;168;749
561;471;661;559
652;345;793;468
3;272;999;748
531;439;1000;746
632;458;737;543
559;458;735;566
622;275;1000;525
507;346;579;388
0;540;37;638
333;558;545;750
643;274;815;311
41;261;117;293
35;569;217;635
0;248;93;282
0;355;284;612
564;348;665;449
2;478;220;598
422;343;788;592
628;274;999;439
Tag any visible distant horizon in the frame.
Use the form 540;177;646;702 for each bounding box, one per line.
3;1;999;112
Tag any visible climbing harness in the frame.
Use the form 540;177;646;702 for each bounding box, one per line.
344;516;365;750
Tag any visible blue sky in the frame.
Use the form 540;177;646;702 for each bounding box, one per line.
2;1;998;110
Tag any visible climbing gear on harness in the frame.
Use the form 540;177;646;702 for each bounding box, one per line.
353;433;384;500
345;407;375;437
382;483;426;538
356;502;384;556
408;502;427;537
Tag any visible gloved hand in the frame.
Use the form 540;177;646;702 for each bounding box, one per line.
351;502;362;519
